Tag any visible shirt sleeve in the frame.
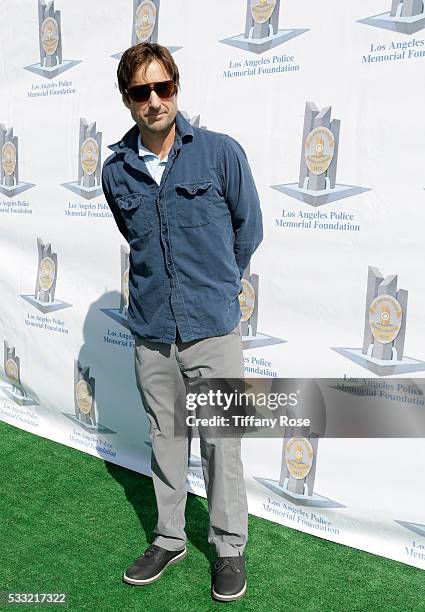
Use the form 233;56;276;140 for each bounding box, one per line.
101;164;129;242
220;136;263;278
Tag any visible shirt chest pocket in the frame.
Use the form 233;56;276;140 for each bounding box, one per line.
116;193;151;238
175;181;212;228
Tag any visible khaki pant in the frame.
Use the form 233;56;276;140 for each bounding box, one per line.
134;325;248;557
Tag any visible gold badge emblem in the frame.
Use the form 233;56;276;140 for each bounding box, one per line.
304;127;335;176
250;0;277;24
369;294;402;344
40;17;59;56
5;358;18;381
80;137;99;176
1;142;16;177
239;279;256;322
285;437;314;480
122;267;129;308
38;257;55;292
76;380;93;415
135;0;157;42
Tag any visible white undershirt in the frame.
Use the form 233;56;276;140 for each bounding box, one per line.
137;134;169;186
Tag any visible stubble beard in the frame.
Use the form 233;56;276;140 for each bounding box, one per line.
136;108;177;137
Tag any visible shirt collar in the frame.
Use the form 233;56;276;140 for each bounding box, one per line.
108;111;194;154
137;134;169;162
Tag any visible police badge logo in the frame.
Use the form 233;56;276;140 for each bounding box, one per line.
38;257;56;292
369;294;403;344
1;142;17;177
239;278;256;322
122;267;129;310
40;16;59;56
5;358;19;382
75;380;93;415
250;0;277;24
304;127;335;176
285;437;314;480
80;137;99;176
135;0;157;42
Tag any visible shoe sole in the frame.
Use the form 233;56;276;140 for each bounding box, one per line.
122;548;187;585
211;581;247;602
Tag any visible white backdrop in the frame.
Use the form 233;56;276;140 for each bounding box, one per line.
1;0;425;570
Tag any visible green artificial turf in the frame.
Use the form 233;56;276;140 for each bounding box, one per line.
0;420;424;612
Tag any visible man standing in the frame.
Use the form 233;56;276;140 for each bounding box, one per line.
102;42;263;602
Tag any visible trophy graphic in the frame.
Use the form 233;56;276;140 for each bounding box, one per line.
0;125;35;197
74;360;96;428
62;118;103;199
1;342;38;406
21;238;72;313
24;0;81;78
395;520;425;538
180;111;207;130
255;379;343;507
358;0;425;35
102;246;130;329
112;0;181;60
220;0;308;54
240;265;286;349
272;102;370;207
333;266;425;376
62;360;115;433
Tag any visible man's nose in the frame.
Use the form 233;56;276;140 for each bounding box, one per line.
147;90;162;110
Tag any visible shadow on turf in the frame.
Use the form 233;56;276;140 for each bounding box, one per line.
105;455;215;565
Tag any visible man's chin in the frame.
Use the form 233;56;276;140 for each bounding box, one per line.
144;117;174;133
147;121;167;131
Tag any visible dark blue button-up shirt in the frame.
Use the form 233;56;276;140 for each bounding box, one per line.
102;112;263;343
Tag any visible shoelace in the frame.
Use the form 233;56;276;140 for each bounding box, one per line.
143;545;162;558
214;557;241;574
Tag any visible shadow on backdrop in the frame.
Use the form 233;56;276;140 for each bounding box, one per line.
77;291;213;563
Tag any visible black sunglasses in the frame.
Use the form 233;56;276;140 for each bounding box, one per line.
126;80;177;103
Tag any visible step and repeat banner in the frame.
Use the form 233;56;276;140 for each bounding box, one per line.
1;0;425;570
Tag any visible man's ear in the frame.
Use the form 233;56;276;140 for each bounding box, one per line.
122;93;131;109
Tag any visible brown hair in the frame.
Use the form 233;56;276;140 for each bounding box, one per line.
117;42;180;100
